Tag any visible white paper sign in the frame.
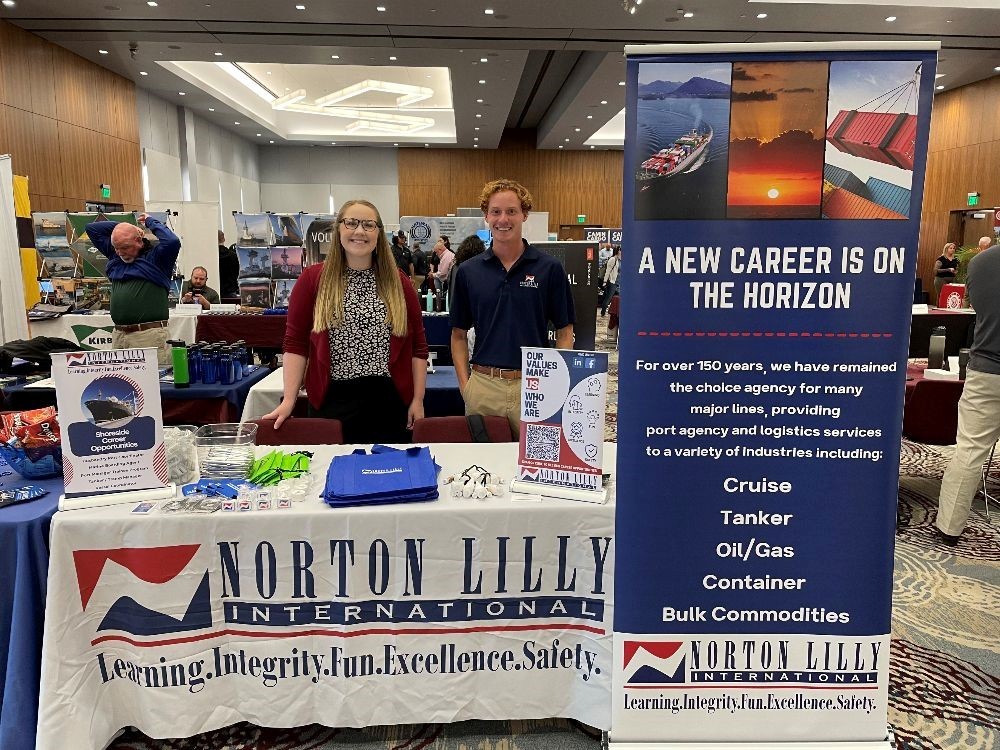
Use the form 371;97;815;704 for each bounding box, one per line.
51;348;170;497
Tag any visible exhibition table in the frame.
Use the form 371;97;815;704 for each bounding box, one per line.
195;313;287;349
241;366;464;422
902;361;964;445
0;462;64;750
909;309;975;358
2;366;271;426
422;312;450;347
28;312;197;351
36;442;616;749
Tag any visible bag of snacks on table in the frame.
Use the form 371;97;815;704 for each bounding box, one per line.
0;407;62;478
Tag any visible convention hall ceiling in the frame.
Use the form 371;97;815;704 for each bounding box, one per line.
3;0;998;149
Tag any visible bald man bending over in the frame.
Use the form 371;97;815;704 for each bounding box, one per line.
86;214;181;364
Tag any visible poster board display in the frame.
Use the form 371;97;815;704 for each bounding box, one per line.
536;241;600;351
612;42;937;747
50;348;171;501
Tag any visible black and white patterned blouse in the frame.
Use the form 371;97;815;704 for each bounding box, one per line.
328;268;391;379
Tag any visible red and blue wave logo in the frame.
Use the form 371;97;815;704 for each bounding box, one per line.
73;545;211;636
622;640;687;685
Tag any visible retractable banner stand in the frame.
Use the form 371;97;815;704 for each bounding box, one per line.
612;42;937;749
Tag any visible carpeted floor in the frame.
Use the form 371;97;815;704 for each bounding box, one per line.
111;317;999;750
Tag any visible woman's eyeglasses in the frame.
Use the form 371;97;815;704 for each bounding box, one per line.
340;218;381;232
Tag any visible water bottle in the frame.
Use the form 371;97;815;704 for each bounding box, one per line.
928;326;947;370
958;348;970;380
187;344;202;384
219;347;234;385
424;289;435;313
168;340;190;388
232;346;243;381
237;340;250;376
201;346;218;385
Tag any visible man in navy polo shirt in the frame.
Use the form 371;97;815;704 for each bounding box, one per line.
450;179;574;436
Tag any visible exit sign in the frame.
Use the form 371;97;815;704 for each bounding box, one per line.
967;192;980;207
100;184;111;199
577;214;586;224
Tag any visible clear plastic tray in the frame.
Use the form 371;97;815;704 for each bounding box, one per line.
194;423;257;479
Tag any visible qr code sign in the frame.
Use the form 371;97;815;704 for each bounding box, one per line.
525;424;560;462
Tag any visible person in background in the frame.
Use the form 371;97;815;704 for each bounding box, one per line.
448;234;488;357
264;200;428;444
431;235;455;291
391;233;414;279
450;179;574;436
218;230;240;299
937;238;1000;545
600;245;621;317
411;242;430;291
180;266;221;309
86;213;180;365
979;235;993;252
933;242;958;302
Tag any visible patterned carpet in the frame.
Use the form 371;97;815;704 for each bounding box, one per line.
111;318;1000;750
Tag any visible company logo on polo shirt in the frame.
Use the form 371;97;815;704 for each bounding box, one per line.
72;544;211;635
623;641;687;684
520;274;539;289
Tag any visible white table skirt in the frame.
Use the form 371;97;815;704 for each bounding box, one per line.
37;443;616;749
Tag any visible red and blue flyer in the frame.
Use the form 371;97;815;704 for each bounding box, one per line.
516;347;608;496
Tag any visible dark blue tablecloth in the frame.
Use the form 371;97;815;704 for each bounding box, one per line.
174;365;270;409
422;312;451;347
425;366;463;417
0;462;64;750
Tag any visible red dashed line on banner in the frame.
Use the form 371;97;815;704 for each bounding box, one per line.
636;331;892;338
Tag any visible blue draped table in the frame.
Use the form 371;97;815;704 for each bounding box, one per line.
1;366;271;426
0;463;64;750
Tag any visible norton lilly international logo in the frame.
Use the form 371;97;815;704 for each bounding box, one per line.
622;641;687;685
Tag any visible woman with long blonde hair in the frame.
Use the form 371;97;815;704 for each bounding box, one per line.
933;241;958;303
264;200;428;443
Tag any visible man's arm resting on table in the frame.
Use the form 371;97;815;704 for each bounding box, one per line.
555;324;574;349
451;328;471;390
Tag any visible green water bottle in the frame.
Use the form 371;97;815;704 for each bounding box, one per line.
168;340;190;388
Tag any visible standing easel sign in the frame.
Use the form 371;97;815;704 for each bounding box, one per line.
512;347;608;503
51;349;172;505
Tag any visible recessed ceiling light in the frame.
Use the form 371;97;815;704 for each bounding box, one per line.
331;142;336;145
139;71;148;76
618;81;625;86
147;1;157;5
208;107;215;111
480;58;487;63
479;80;486;84
389;56;397;61
234;121;240;125
574;128;580;132
885;16;896;22
214;51;223;56
683;11;694;18
756;13;767;19
558;145;563;149
995;66;1000;71
936;85;944;90
587;115;593;119
484;8;494;14
269;140;274;143
600;100;608;105
564;138;570;142
178;91;186;95
256;133;261;136
474;144;478;148
475;113;482;118
376;5;386;10
474;137;478;141
393;143;399;146
474;127;480;131
295;4;306;9
1;0;16;6
476;98;483;103
590;145;595;149
99;49;109;55
424;143;429;147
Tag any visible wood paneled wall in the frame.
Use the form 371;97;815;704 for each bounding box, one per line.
918;76;1000;291
0;20;143;213
399;130;623;233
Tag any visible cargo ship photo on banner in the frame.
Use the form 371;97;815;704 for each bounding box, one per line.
613;42;938;750
513;347;608;503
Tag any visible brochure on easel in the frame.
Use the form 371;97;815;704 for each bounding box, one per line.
512;346;609;503
50;348;175;509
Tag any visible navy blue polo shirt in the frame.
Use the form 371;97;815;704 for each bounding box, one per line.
450;240;575;369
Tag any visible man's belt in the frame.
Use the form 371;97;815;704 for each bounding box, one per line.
471;364;521;380
114;320;169;333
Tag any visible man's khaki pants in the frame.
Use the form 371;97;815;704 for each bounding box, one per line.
112;326;171;366
462;370;522;438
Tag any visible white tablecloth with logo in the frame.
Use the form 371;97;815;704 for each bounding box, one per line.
37;443;615;749
28;312;197;350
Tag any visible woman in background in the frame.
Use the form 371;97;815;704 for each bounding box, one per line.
933;242;959;303
264;201;428;443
